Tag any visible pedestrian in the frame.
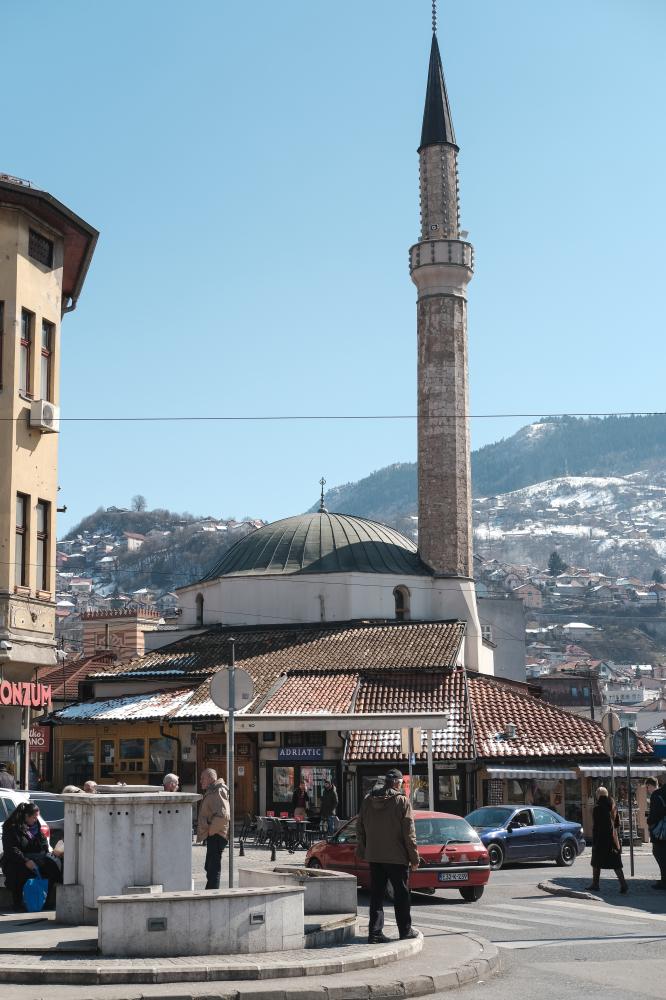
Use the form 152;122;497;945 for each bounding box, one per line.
586;786;628;894
0;802;62;910
646;777;666;890
163;773;179;792
196;768;230;890
62;785;81;793
83;780;97;794
291;779;309;820
0;762;16;790
320;779;338;835
357;768;420;943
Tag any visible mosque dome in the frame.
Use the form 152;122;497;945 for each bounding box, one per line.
201;512;430;579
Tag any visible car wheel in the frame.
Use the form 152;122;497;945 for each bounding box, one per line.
307;858;322;870
459;886;484;903
555;840;577;867
487;843;504;871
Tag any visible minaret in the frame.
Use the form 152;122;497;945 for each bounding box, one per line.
410;20;489;672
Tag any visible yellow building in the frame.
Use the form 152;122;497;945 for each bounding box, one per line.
0;173;97;785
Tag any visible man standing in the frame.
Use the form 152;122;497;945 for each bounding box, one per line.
196;768;230;890
163;773;179;792
0;762;16;790
357;768;420;943
320;779;338;835
646;776;666;890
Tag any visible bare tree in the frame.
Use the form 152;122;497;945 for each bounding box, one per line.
131;494;147;512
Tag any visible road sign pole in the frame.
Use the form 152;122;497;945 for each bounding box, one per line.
626;730;634;877
228;640;236;889
610;742;615;800
427;731;434;811
408;729;414;806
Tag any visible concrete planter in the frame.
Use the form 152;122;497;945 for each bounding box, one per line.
238;865;357;915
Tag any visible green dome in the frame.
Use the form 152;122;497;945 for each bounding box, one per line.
202;512;429;579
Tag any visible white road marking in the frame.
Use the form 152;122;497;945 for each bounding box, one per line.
495;933;666;951
546;897;666;924
410;909;526;932
481;900;642;927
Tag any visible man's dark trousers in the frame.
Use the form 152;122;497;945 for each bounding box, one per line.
204;834;227;890
368;862;411;938
653;841;666;886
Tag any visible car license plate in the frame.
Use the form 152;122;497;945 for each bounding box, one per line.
438;872;468;882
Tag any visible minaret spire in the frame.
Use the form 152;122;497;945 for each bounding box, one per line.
420;28;457;150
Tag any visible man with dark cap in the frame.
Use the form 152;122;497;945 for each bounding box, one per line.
357;768;420;943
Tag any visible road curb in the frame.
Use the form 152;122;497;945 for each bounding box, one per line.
538;879;602;901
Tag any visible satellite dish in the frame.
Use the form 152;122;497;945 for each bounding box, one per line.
209;668;254;712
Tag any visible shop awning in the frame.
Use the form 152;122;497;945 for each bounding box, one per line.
485;767;577;780
579;765;666;777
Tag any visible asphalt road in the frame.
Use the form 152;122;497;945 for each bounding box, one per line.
355;848;666;999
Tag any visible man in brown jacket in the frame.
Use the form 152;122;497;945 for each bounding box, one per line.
357;768;419;943
196;768;230;889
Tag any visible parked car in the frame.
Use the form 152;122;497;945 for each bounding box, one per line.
28;792;64;848
0;789;51;851
305;809;491;902
465;805;586;871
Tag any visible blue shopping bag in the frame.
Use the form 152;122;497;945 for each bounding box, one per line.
22;876;49;912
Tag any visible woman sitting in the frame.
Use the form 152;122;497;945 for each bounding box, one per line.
1;802;62;910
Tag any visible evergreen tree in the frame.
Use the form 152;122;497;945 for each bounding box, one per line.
652;568;664;584
548;551;568;576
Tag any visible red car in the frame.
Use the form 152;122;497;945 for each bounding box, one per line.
306;809;491;902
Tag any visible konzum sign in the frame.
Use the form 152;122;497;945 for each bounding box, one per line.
0;682;52;709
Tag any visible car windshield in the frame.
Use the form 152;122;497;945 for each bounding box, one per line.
30;797;63;822
466;807;514;828
415;817;480;845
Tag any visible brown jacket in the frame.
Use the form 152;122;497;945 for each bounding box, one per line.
196;778;230;840
357;786;419;867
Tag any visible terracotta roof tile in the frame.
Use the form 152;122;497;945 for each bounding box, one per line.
261;672;358;715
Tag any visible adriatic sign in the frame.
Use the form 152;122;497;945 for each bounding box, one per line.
277;747;323;762
0;682;52;709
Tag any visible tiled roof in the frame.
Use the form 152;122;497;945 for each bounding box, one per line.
261;672;359;715
53;688;193;723
88;620;465;707
38;653;117;701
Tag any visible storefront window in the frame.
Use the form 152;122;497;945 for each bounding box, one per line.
100;739;115;778
63;739;94;788
563;778;582;824
119;738;145;760
300;766;337;810
148;737;176;786
438;773;460;803
272;766;295;803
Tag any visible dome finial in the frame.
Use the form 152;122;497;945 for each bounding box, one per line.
432;0;437;33
319;477;328;513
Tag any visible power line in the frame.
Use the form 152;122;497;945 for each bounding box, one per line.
3;410;666;424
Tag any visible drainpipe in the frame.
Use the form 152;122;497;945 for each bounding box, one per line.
460;649;479;811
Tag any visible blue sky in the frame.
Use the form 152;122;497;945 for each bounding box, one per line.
4;1;665;532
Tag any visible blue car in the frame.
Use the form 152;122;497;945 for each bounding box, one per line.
465;805;586;871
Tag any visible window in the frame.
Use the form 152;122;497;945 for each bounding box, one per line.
272;766;295;803
533;807;561;826
0;301;4;389
63;739;94;788
15;493;28;587
36;500;50;591
481;623;493;643
571;686;578;698
119;738;145;760
393;586;410;621
148;736;176;786
283;731;326;748
195;593;204;625
19;310;33;396
28;229;54;268
40;320;54;401
100;739;115;778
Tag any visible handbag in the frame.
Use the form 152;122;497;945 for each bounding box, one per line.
652;816;666;841
22;876;49;912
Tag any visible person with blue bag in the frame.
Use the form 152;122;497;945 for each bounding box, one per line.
1;802;62;911
646;777;666;890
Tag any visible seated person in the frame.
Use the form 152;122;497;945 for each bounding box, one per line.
1;802;62;910
513;810;532;828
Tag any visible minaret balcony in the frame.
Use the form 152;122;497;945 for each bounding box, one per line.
409;238;474;296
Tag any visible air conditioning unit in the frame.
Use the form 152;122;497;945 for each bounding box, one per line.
30;399;60;433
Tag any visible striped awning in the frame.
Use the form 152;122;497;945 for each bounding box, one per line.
579;765;666;777
485;767;577;780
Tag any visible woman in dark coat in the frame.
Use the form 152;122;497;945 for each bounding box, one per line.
587;786;628;893
1;802;61;909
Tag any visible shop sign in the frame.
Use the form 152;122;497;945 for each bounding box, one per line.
0;681;52;709
277;747;323;762
29;725;51;752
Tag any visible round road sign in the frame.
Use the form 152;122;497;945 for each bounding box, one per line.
612;726;639;758
601;710;621;735
209;668;255;712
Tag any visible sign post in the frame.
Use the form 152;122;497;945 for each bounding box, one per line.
601;710;620;799
208;651;254;889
